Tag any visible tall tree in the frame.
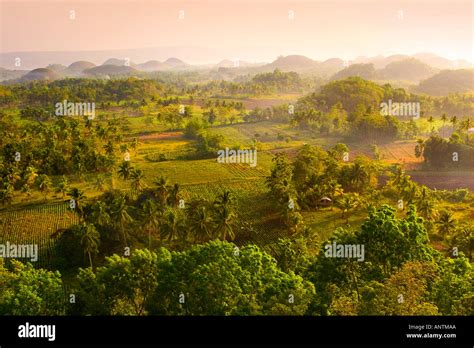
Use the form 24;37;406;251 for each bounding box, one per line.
141;199;160;248
213;190;236;241
80;223;100;268
36;174;52;201
187;202;214;242
55;175;69;199
160;208;185;242
154;176;170;207
335;193;360;224
131;168;145;195
68;187;86;219
117;161;134;181
437;210;456;239
111;194;133;245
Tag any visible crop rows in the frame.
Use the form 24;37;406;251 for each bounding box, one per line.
221;163;269;178
0;203;79;268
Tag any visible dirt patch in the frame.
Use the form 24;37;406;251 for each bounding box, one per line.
408;172;474;190
139;132;183;141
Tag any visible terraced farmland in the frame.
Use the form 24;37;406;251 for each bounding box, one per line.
0;203;79;268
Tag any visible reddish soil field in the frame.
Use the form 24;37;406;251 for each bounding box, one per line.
408;172;474;190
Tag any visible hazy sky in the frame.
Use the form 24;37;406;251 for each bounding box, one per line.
1;0;472;63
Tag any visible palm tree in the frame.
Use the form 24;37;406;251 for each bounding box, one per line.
68;187;86;219
154;176;170;206
441;113;447;137
436;210;456;238
417;198;437;221
441;113;447;127
0;183;14;206
55;175;69;199
335;193;360;224
213;205;236;241
389;165;411;195
390;165;405;187
160;208;185;242
111;194;133;245
460;117;472;141
23;166;38;186
94;174;106;192
168;183;181;206
416;186;437;221
450;115;457;131
427;116;435;134
213;191;236;241
7;167;21;187
130;169;145;195
188;204;214;242
131;137;139;153
402;181;419;206
348;162;368;190
90;201;111;227
117;161;134;181
21;183;31;197
119;143;129;155
80;223;100;268
141;199;159;248
36;174;52;202
215;190;234;207
104;141;115;157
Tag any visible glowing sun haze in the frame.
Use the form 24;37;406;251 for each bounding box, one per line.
1;0;472;63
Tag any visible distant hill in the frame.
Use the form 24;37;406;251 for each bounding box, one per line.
135;60;165;71
102;58;136;67
315;58;345;77
217;59;237;68
413;69;474;96
377;58;435;82
163;58;187;69
46;64;67;72
83;65;139;77
352;54;409;69
253;55;343;77
413;53;472;70
351;53;472;70
0;67;28;82
67;61;96;73
20;68;61;82
266;55;318;71
331;63;376;80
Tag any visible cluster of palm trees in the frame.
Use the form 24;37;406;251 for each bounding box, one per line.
138;187;237;246
388;165;463;239
69;176;239;258
438;114;472;139
116;161;148;197
389;166;437;218
0;114;138;206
